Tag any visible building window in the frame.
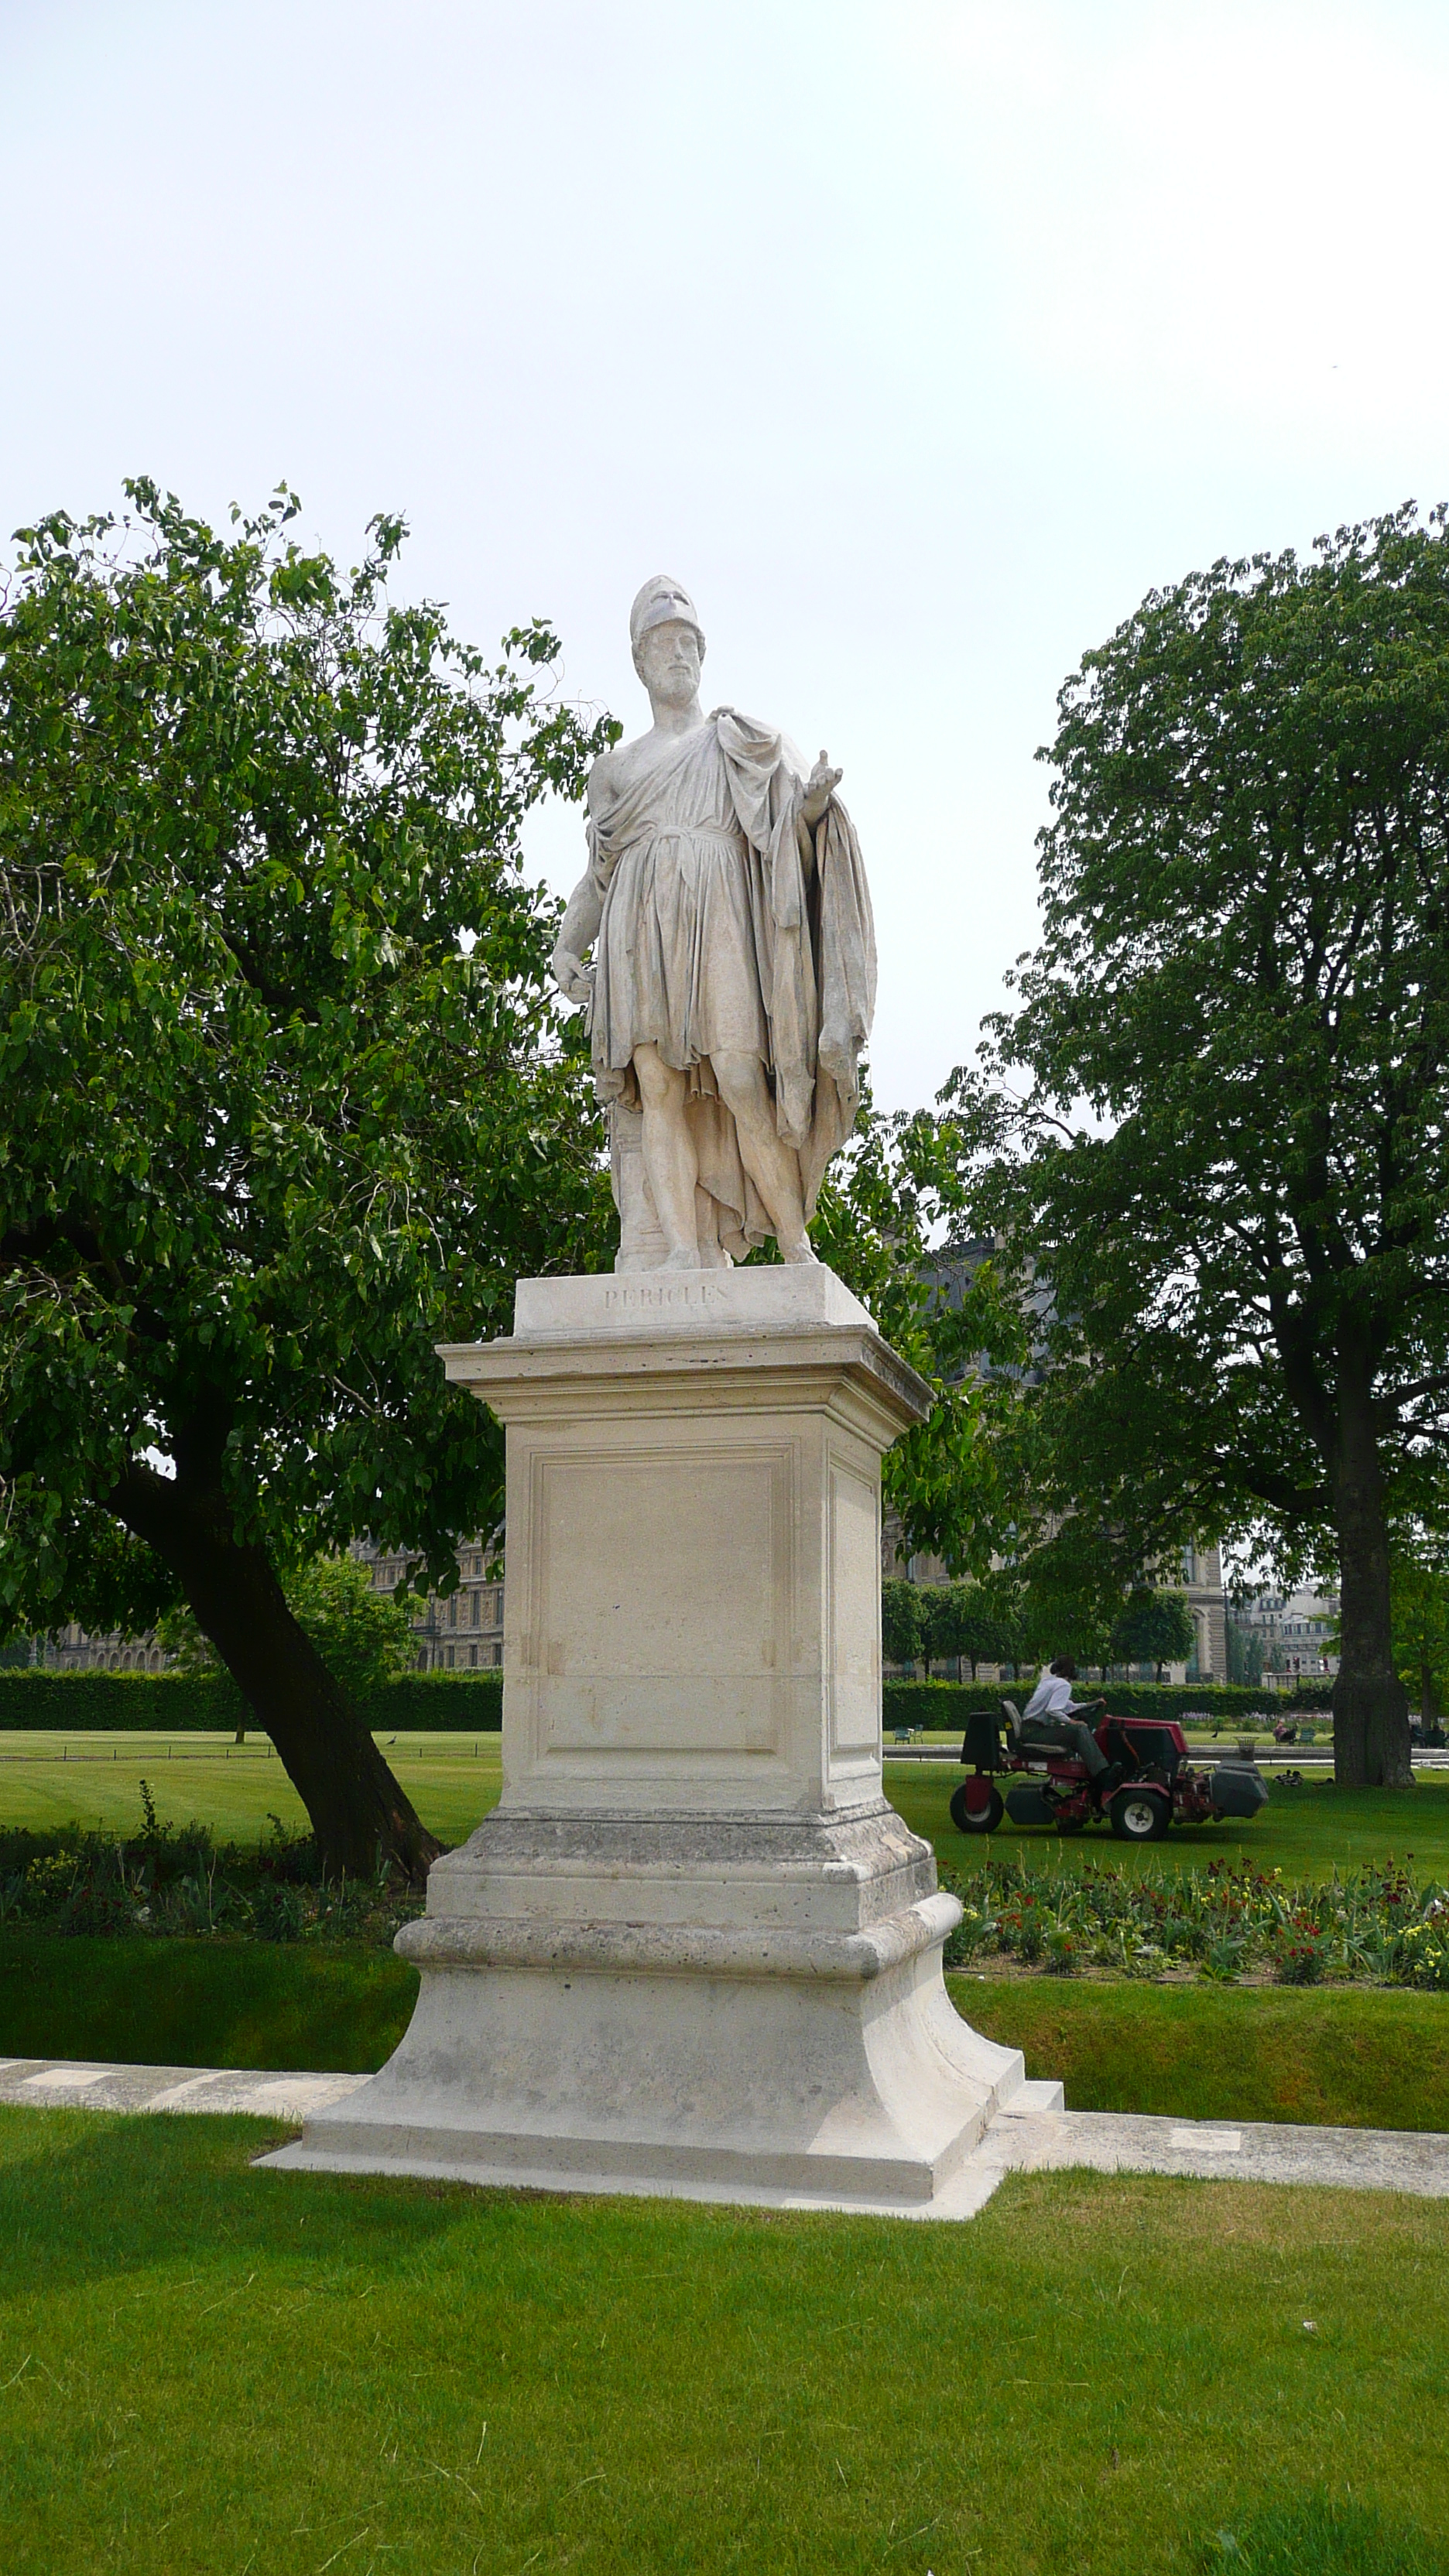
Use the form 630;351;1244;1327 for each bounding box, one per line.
469;1644;478;1668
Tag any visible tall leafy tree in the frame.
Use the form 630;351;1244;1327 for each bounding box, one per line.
880;1579;923;1673
951;504;1449;1786
0;483;615;1873
1108;1588;1195;1684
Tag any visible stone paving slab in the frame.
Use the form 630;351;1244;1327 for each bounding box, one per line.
4;2057;1447;2215
0;2057;370;2122
978;2105;1449;2197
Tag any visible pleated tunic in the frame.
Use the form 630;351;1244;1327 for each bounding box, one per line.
593;721;769;1077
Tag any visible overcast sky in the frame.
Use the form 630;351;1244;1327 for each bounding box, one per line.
4;0;1447;1111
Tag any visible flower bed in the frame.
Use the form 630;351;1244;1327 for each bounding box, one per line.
0;1793;424;1947
940;1853;1449;1988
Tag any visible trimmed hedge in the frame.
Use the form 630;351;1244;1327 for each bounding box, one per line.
0;1668;503;1733
882;1677;1332;1729
2;1664;1328;1739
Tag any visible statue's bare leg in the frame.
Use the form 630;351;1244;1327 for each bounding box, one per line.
709;1051;817;1264
632;1043;701;1268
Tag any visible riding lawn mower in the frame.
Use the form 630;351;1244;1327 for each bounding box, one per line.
949;1700;1269;1842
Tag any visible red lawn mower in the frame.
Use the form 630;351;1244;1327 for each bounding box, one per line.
948;1700;1269;1842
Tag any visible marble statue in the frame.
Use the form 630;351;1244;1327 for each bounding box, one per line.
550;577;876;1271
275;591;1040;2218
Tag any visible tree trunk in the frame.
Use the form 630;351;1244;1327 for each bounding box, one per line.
115;1460;442;1882
1331;1373;1413;1788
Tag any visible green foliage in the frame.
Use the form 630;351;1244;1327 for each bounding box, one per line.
1227;1619;1265;1687
810;1102;1033;1577
942;1851;1449;1988
881;1677;1294;1726
1391;1554;1449;1721
920;1580;1023;1674
1109;1586;1196;1677
0;481;616;1643
159;1553;415;1701
879;1578;923;1669
882;1571;1203;1682
0;1668;502;1730
946;505;1449;1773
0;1806;426;1943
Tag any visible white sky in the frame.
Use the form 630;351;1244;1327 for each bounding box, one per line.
3;0;1447;1112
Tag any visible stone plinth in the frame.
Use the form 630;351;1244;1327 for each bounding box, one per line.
264;1268;1028;2211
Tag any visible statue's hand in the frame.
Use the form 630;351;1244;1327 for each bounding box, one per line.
551;945;595;1008
801;748;843;827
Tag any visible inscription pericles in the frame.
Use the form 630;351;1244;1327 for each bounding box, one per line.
602;1278;731;1314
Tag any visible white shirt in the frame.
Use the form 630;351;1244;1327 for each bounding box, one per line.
1022;1670;1088;1726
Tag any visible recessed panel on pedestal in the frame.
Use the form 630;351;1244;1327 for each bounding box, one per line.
528;1443;789;1758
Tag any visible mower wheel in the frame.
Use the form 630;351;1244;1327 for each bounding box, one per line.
1109;1787;1170;1842
951;1782;1005;1835
1053;1814;1088;1835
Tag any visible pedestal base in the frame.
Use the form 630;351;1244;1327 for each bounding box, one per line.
262;1804;1029;2212
262;1270;1047;2217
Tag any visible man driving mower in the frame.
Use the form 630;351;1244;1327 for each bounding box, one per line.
1020;1659;1123;1800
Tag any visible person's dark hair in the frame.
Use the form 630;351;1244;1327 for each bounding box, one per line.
1050;1656;1077;1680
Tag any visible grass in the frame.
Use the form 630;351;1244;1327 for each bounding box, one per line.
0;1930;417;2071
5;1735;1447;1886
5;1934;1447;2136
0;1730;503;1845
886;1759;1449;1882
1196;2494;1448;2574
1;2108;1446;2576
957;1976;1449;2129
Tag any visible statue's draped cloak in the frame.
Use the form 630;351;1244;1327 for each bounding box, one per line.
585;709;875;1259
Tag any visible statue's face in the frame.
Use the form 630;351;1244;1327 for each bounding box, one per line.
635;618;703;708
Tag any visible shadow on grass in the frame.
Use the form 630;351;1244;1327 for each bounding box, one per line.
1195;2489;1449;2574
0;1931;417;2071
0;2105;476;2300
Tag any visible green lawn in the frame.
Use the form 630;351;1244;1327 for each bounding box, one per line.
0;1731;503;1846
1;2108;1445;2576
4;1935;1447;2137
959;1976;1449;2130
886;1760;1449;1882
5;1735;1447;1887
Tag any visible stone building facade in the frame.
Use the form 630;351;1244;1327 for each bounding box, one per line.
1232;1588;1339;1684
882;1516;1230;1685
36;1538;505;1677
355;1538;504;1671
38;1625;168;1673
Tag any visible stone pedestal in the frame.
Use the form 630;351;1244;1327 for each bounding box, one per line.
265;1268;1028;2211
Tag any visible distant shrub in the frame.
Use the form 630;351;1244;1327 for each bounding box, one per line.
0;1669;502;1732
883;1679;1303;1729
